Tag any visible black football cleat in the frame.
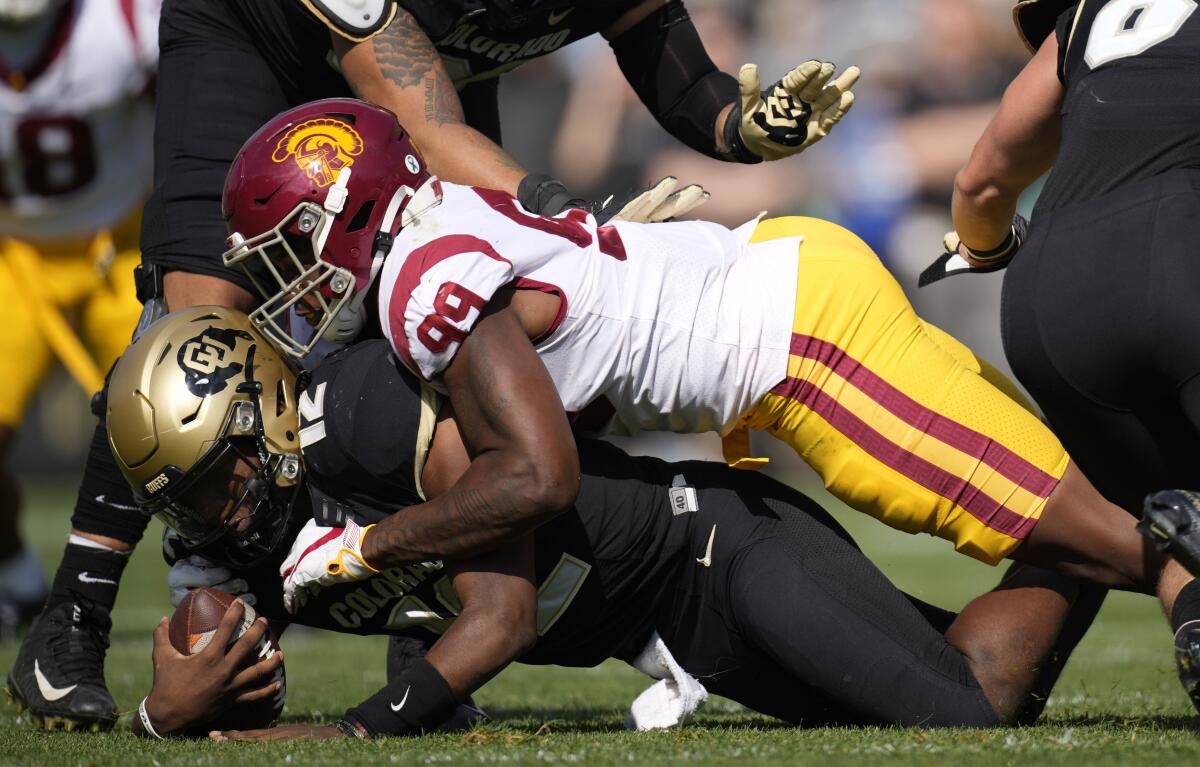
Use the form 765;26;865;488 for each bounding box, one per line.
1175;620;1200;714
1139;490;1200;578
5;599;118;731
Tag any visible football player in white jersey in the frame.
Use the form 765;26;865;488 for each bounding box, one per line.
1;0;157;729
224;100;1200;669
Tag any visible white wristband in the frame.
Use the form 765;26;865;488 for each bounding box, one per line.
138;697;167;740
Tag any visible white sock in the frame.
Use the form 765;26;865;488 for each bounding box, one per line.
68;533;131;556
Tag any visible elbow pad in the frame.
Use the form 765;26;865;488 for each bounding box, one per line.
610;2;738;159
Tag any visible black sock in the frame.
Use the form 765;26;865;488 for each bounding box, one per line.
1172;578;1200;634
47;543;129;611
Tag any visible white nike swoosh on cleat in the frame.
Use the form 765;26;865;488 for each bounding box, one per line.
696;525;717;568
94;495;140;512
390;685;411;712
77;572;117;585
548;7;573;24
34;660;77;702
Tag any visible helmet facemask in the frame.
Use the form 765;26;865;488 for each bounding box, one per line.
223;167;393;359
142;345;302;569
224;199;358;359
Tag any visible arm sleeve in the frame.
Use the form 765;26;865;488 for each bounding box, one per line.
608;1;738;160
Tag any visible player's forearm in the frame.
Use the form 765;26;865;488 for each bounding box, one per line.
951;170;1020;254
412;123;527;194
427;544;537;697
362;451;570;566
951;35;1063;251
609;1;740;161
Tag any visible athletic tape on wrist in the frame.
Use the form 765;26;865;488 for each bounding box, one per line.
342;658;459;737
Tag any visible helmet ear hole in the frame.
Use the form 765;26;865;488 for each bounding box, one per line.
345;200;376;233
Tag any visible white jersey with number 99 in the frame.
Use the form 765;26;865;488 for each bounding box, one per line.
378;181;800;437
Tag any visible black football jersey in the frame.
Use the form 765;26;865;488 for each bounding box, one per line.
206;0;638;92
1034;0;1200;216
398;1;641;87
250;340;690;666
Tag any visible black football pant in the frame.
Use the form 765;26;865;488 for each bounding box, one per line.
1003;169;1200;514
655;472;1000;728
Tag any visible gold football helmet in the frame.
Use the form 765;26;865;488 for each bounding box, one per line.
107;306;302;566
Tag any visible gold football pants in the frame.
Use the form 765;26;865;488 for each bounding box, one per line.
737;217;1068;565
0;213;141;426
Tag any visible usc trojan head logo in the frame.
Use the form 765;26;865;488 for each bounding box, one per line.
177;327;254;397
271;118;364;187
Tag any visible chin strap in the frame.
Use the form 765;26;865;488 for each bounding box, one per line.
314;166;352;259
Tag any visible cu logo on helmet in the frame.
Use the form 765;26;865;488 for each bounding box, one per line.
271;118;364;187
177;327;254;397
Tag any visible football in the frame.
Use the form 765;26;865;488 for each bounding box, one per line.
168;588;285;732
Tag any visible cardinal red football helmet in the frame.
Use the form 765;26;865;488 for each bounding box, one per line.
222;98;441;358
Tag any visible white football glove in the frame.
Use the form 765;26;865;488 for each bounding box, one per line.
166;555;255;608
606;177;710;224
279;517;379;614
735;61;860;162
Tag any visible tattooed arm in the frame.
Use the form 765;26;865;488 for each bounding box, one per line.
361;298;579;566
332;8;527;194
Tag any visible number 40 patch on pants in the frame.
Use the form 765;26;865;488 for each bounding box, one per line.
669;477;699;515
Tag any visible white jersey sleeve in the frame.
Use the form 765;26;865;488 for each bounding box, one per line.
388;232;516;381
378;182;602;382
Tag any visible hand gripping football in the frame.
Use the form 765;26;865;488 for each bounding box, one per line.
168;587;286;731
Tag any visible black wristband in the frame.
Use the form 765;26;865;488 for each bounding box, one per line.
963;227;1018;262
516;173;586;217
342;658;459;737
722;101;762;164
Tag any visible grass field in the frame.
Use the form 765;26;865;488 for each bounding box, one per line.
2;476;1200;765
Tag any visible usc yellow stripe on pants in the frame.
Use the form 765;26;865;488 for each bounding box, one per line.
741;217;1069;565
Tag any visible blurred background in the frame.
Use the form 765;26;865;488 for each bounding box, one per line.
15;0;1038;480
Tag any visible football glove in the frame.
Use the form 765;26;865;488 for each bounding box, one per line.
918;214;1030;288
732;61;860;162
597;177;710;225
280;518;379;614
167;555;255;609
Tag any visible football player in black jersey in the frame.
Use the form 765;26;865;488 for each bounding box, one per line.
7;0;858;730
923;0;1200;711
107;308;1102;739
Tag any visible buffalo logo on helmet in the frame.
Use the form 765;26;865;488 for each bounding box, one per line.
271;117;364;187
177;327;254;397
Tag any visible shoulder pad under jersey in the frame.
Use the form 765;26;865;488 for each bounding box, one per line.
1012;0;1076;53
297;0;399;42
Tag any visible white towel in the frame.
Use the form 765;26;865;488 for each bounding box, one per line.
625;631;708;730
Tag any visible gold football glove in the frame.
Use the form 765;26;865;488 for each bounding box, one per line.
734;61;860;162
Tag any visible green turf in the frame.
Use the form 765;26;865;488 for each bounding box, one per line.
2;476;1199;765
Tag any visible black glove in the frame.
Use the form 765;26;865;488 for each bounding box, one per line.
516;173;586;217
919;214;1029;288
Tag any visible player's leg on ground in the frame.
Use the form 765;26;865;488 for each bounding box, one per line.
717;504;1012;725
743;217;1178;593
944;562;1106;724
